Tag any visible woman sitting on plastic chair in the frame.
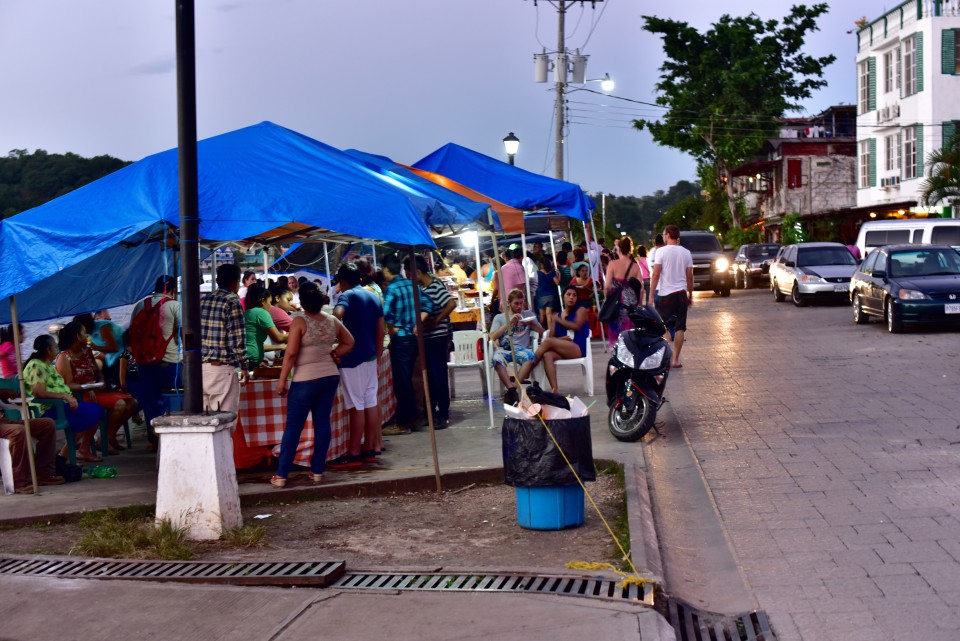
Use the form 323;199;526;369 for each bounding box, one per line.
534;286;589;394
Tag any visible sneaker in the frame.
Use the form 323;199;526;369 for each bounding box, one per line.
326;455;364;470
382;425;411;436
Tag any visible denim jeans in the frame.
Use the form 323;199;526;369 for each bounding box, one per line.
132;362;182;444
277;375;340;478
424;333;451;422
389;335;418;426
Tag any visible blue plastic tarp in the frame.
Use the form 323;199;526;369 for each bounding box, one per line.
0;121;441;320
413;143;595;222
345;149;500;231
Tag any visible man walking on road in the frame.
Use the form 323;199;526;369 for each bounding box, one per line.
648;225;693;368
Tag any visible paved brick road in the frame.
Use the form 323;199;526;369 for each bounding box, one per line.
661;288;960;641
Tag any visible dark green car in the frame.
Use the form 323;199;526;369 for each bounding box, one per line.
850;244;960;333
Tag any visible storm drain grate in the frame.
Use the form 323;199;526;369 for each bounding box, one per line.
660;596;777;641
0;555;345;587
332;571;655;605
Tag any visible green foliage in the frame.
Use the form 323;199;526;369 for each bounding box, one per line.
634;5;835;227
657;197;705;231
595;180;700;246
0;149;131;218
222;523;267;548
72;509;195;560
781;212;805;244
724;227;762;249
920;133;960;207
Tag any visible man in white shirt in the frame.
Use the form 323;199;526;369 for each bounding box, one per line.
648;225;693;368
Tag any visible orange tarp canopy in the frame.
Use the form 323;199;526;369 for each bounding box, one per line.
403;165;525;234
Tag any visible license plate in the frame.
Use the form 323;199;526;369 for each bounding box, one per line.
833;284;847;292
946;303;960;314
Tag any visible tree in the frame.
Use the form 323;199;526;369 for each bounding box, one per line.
634;5;835;228
919;133;960;208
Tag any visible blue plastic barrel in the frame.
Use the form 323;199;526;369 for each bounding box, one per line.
515;484;585;530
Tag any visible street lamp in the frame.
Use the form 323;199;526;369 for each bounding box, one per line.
503;132;520;166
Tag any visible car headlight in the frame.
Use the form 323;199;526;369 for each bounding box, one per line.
638;346;666;371
898;289;929;300
801;274;825;283
614;338;635;369
715;257;729;272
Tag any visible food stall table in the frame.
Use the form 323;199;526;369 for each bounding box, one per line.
237;351;396;468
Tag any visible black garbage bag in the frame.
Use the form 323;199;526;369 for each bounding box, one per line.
502;416;595;487
524;381;569;410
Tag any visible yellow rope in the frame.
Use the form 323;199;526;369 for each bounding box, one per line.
564;561;653;590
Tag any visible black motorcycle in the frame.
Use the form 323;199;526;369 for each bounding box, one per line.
605;304;673;442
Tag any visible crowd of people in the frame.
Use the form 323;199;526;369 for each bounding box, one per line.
1;229;695;495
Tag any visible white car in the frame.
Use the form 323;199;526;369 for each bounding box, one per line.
769;242;859;307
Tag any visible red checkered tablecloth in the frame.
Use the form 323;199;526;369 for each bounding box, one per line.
239;351;396;467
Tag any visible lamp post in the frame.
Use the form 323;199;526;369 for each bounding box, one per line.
503;132;520;166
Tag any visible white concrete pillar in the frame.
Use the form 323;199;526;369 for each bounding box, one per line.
153;412;242;541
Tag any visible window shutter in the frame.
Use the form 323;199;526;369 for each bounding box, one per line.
917;32;925;92
869;138;877;187
916;124;924;177
943;29;956;74
899;132;904;180
944;121;957;148
867;57;877;111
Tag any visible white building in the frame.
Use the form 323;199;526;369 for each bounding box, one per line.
856;0;960;218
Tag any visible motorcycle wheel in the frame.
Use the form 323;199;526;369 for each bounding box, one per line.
608;395;656;442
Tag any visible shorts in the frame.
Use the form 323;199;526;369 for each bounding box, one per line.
536;294;559;312
339;359;378;410
493;347;536;369
656;291;688;332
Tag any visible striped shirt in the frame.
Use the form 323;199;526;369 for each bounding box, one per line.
383;275;435;338
200;288;248;370
421;277;453;339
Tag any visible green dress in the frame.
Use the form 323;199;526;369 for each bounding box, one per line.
244;307;275;366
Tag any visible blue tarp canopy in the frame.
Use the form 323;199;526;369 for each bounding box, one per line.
413;143;595;222
0;121;442;322
345;149;499;233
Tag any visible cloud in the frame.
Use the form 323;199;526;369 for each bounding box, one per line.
129;57;176;76
216;2;243;11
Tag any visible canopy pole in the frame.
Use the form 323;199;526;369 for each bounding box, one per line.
473;233;495;429
520;233;533;313
175;0;203;414
372;245;378;270
9;296;39;495
262;245;270;280
549;231;563;304
210;246;218;290
489;231;523;402
323;242;331;287
408;247;442;496
584;221;606;350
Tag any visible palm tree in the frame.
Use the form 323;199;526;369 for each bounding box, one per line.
919;133;960;207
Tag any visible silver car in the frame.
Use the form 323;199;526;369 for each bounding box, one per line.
770;242;859;307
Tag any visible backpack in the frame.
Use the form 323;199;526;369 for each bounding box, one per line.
129;297;173;365
597;261;637;324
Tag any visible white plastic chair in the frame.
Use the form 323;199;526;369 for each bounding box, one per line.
0;438;14;495
448;330;487;398
532;330;594;396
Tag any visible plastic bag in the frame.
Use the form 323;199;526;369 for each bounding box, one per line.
502;416;595;486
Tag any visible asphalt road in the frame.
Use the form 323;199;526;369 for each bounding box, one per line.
651;286;960;641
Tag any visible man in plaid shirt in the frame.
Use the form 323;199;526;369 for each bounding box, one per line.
201;263;247;433
382;254;435;434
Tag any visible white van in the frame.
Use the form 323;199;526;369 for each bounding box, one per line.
855;219;960;257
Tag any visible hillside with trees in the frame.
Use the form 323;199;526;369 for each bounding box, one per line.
595;179;700;246
0;149;131;218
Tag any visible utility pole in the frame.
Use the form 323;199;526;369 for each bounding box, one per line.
555;0;566;180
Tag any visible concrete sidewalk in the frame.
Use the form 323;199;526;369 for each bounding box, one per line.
0;341;674;640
